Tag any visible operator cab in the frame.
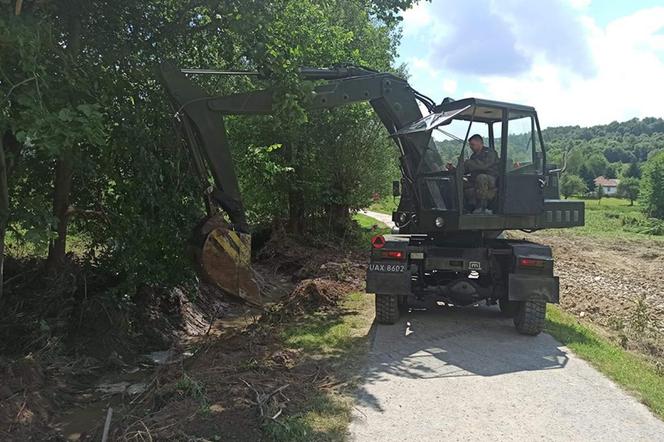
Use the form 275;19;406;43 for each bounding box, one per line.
394;98;548;232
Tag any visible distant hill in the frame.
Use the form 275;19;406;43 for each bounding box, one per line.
434;117;664;178
544;117;664;165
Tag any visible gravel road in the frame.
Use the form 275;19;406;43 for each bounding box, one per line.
348;306;664;441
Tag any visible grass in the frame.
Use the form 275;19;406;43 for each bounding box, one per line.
543;197;664;241
265;292;374;441
352;213;391;248
368;196;398;214
546;305;664;419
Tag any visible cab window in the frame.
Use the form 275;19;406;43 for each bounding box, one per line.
506;113;542;174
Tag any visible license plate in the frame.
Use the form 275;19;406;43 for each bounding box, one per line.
369;263;406;273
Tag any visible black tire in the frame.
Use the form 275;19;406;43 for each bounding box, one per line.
375;294;400;324
499;298;519;318
513;300;546;335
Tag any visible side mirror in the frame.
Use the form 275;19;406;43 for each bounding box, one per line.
392;180;401;197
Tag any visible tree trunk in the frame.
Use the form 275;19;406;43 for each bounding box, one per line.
287;188;305;235
281;141;305;234
46;153;74;272
327;203;349;233
45;6;81;273
0;134;9;301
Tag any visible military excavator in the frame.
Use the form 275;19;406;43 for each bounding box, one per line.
159;62;584;335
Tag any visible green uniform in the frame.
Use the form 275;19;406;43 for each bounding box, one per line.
463;146;499;211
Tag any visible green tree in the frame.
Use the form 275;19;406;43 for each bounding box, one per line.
640;151;664;218
624;161;641;178
578;163;595;190
1;0;418;291
559;174;587;199
585;153;609;178
617;177;640;205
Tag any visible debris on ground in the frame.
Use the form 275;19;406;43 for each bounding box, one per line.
0;231;367;440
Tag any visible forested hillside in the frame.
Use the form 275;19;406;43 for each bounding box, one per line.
543;117;664;177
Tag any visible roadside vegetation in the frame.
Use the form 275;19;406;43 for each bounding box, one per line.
546;306;664;419
266;292;374;441
368;196;399;215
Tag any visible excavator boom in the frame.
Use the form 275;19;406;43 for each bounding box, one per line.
159;62;438;302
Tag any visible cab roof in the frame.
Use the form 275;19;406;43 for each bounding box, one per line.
438;98;537;123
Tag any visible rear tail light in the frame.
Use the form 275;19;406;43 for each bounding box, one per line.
380;250;404;260
518;258;546;268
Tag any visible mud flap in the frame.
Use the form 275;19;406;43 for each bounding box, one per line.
194;215;261;305
508;273;559;303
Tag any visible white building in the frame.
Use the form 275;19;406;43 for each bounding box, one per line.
594;176;619;195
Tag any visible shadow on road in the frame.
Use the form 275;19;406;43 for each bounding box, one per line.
355;304;569;412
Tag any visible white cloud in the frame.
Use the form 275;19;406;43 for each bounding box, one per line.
478;6;664;126
442;79;458;94
399;2;664;127
400;2;435;36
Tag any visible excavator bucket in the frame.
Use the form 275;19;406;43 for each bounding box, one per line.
193;215;261;306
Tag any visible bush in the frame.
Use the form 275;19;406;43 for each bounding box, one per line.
621;213;664;235
560;174;587;199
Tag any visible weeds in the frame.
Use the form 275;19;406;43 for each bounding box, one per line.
629;294;652;334
175;373;208;412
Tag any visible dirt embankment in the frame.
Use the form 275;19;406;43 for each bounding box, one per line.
1;235;366;441
529;231;664;362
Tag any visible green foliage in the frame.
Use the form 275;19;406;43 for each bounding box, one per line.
1;0;413;295
585;153;609;178
559;174;587;199
368;195;399;214
624;161;642;178
543;197;664;241
639;151;664;219
621;213;664;236
617;177;640;205
578;163;595;190
544;118;664;200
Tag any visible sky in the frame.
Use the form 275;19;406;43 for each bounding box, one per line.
397;0;664;128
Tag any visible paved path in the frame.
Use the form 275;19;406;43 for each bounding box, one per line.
359;210;395;229
348;306;664;441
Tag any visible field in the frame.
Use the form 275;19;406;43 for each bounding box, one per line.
548;197;664;240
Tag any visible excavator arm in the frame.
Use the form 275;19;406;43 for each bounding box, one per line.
159;62;441;302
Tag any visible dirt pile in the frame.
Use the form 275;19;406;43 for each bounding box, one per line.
530;232;664;361
282;278;348;312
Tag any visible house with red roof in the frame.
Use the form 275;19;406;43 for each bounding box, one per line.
594;176;619;195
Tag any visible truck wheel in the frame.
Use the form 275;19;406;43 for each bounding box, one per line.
514;300;546;335
375;294;400;324
499;298;519;318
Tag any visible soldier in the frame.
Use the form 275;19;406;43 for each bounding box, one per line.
447;134;499;214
